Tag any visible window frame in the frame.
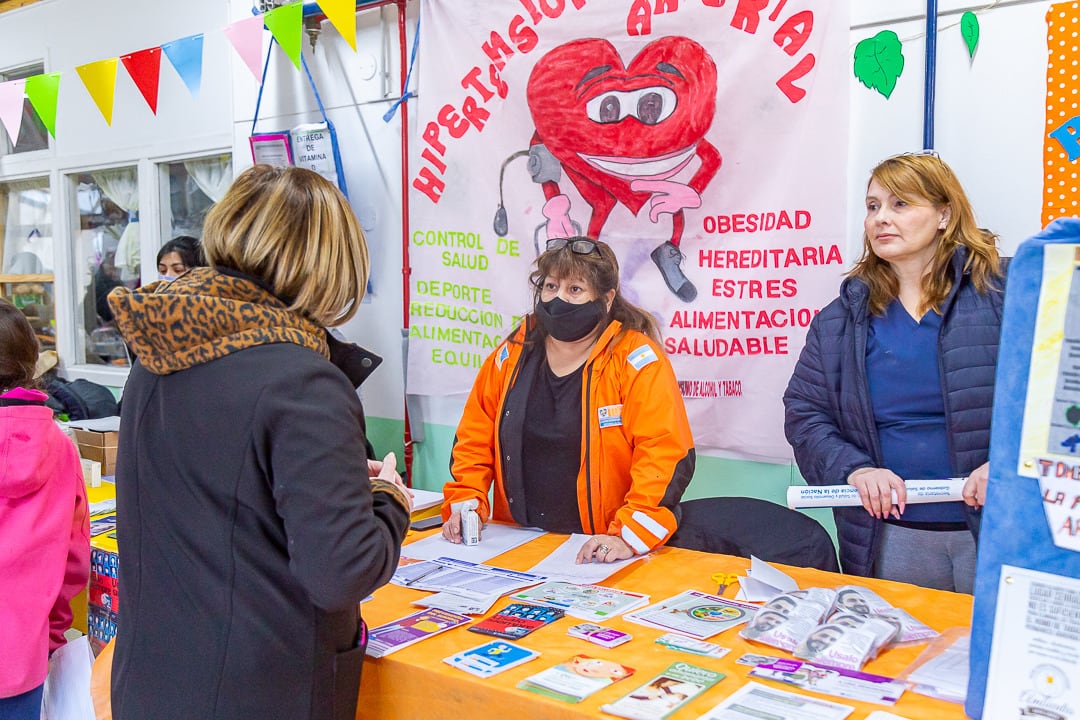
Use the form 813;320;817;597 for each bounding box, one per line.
0;143;231;389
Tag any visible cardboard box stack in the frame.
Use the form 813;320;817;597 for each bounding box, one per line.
74;428;118;476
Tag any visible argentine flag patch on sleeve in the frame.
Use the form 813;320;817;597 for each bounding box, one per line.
627;344;658;371
495;344;510;369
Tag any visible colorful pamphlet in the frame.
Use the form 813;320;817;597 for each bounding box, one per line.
748;658;906;705
601;661;725;720
365;607;471;658
623;590;759;640
696;681;854;720
654;632;730;658
519;654;636;703
443;640;540;678
90;514;118;537
568;623;633;649
468;602;565;640
509;581;650;621
735;652;782;667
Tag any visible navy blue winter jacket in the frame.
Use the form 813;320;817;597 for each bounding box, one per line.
783;249;1007;576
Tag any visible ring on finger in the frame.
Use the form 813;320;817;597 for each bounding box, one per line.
598;544;611;554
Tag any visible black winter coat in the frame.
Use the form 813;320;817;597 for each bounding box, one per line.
107;269;409;720
783;250;1007;576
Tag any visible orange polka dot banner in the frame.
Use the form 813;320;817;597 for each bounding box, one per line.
1044;2;1080;226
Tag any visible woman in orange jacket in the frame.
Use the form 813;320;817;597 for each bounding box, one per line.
442;237;695;563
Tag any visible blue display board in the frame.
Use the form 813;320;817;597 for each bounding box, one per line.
967;218;1080;719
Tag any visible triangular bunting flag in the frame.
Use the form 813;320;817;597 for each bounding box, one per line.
121;47;162;114
317;0;356;52
264;2;303;71
0;79;26;143
224;15;266;82
24;73;60;139
162;34;204;100
76;58;119;126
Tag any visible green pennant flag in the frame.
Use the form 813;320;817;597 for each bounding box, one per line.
265;2;303;71
25;72;61;138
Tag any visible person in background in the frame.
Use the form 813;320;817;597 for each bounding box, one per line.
0;298;90;720
441;237;695;563
107;165;412;720
784;152;1007;593
155;235;204;281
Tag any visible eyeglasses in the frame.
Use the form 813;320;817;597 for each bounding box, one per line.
546;238;600;256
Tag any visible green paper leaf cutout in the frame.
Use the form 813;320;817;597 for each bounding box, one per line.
25;72;61;138
853;30;905;99
264;2;303;71
961;11;980;58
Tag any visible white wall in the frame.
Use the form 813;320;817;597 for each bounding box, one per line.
849;0;1051;256
0;0;233;387
0;0;1061;486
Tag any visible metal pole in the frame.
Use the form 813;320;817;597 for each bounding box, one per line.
923;0;938;149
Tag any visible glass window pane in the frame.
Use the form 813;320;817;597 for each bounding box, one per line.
73;168;138;367
1;64;49;155
0;177;54;353
159;154;230;275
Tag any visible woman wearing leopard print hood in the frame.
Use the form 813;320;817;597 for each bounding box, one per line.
107;165;411;720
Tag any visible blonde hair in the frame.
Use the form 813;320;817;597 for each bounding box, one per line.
201;165;369;326
852;154;1002;316
525;238;661;344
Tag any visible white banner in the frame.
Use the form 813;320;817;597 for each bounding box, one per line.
407;0;850;461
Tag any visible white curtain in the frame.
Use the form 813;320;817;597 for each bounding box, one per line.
3;178;52;273
91;168;139;282
184;155;233;203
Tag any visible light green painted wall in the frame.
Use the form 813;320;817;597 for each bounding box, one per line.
367;417;838;545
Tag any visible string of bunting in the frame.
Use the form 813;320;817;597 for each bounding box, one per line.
0;0;364;141
852;0;1001;99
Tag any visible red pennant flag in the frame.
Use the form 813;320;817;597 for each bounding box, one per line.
121;47;162;114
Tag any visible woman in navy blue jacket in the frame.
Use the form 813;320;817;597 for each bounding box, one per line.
783;153;1006;592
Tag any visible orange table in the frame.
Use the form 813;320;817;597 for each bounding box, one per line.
357;530;972;719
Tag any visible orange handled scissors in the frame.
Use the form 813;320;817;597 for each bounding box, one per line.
711;572;739;596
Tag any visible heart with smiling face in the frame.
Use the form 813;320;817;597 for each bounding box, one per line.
526;36;717;214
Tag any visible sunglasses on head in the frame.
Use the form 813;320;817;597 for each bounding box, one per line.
882;149;941;163
546;238;600;256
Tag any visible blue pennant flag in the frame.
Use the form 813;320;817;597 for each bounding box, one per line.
162;34;204;100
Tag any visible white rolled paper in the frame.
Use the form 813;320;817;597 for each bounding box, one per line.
786;478;966;509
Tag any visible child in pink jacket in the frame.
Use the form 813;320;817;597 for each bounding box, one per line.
0;299;90;719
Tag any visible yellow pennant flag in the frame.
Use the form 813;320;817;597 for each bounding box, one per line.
317;0;357;52
76;58;119;126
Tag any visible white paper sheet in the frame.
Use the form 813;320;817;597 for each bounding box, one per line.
401;523;545;563
525;534;643;583
697;681;854;720
735;556;799;601
409;488;443;513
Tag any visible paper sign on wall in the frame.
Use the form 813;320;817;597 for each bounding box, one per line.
290;122;339;189
982;565;1080;720
249;131;293;167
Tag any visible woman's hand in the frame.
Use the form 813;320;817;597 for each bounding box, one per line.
961;462;990;509
575;534;634;564
440;510;485;544
368;452;413;513
847;467;906;519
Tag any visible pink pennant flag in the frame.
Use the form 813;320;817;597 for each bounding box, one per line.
0;79;26;144
224;15;266;82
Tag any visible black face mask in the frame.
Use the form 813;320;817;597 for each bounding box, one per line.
535;297;606;342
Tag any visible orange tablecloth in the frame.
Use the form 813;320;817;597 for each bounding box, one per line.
357;529;972;720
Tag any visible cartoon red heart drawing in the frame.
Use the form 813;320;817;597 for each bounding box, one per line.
523;36;721;302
